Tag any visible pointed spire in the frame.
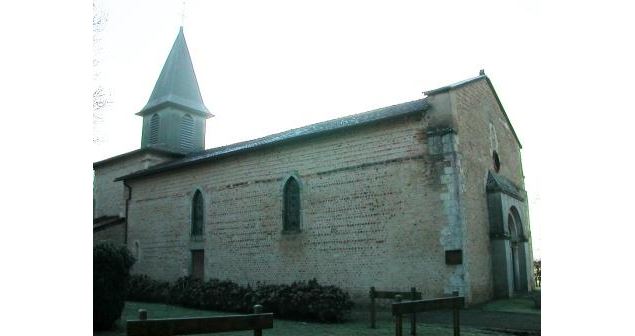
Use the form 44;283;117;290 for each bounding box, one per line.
137;27;211;117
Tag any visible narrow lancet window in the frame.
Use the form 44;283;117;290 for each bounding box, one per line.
191;190;204;237
283;177;301;232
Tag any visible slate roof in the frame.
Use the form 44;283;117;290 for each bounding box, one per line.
93;216;125;232
93;147;184;169
486;171;526;201
116;98;430;181
137;27;212;118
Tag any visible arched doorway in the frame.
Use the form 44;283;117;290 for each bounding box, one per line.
508;213;521;292
507;206;528;293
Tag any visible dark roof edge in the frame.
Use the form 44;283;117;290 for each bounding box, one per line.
486;171;526;201
424;74;522;149
135;100;214;118
93;216;125;232
93;147;185;169
423;74;487;96
116;98;430;182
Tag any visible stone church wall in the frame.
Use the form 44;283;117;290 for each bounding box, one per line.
127;113;461;304
93;151;178;219
452;79;527;303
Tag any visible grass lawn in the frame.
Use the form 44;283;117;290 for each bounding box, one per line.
479;293;540;315
95;301;512;336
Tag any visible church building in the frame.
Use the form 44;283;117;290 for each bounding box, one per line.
93;28;535;305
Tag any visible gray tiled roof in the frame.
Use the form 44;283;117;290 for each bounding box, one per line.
486;171;526;201
116;98;430;181
93;147;184;169
424;74;486;96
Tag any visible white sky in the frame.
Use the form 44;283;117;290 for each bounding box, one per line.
93;0;553;258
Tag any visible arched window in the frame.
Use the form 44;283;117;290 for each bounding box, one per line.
149;114;160;144
283;177;301;232
191;190;204;237
180;114;194;151
134;240;141;260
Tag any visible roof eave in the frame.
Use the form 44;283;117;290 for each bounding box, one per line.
93;147;185;169
116;100;430;182
136;100;213;118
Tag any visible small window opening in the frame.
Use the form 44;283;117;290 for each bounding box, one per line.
191;190;204;237
493;151;501;172
283;177;301;232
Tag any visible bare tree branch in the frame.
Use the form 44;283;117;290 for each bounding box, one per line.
93;0;110;144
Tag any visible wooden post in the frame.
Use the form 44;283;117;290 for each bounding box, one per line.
410;287;416;336
394;294;403;336
138;309;147;321
254;305;264;336
370;287;376;328
452;291;460;336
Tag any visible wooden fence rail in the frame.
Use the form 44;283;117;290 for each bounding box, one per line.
126;305;273;336
369;286;421;333
391;292;464;336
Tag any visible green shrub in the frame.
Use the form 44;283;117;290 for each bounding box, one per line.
93;242;135;330
128;276;354;322
128;274;170;303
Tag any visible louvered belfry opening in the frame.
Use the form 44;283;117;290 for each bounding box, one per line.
191;190;204;237
180;114;194;151
283;177;300;232
149;114;160;144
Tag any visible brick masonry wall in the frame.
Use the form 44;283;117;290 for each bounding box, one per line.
127;114;461;304
452;79;527;303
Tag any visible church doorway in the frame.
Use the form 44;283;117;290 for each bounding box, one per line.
507;207;528;293
191;250;204;280
508;214;521;292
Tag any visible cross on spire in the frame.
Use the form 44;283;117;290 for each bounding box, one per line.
180;0;187;27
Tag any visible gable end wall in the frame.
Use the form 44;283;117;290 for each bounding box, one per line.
452;79;527;303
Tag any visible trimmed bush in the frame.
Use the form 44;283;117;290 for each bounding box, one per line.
94;242;135;330
127;276;354;322
128;274;170;303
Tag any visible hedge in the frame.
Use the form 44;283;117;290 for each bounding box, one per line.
94;242;135;330
127;275;353;322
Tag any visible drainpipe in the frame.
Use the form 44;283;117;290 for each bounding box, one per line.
123;180;132;245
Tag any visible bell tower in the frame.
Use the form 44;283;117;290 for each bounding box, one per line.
137;27;212;153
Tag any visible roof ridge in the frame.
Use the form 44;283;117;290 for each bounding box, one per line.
116;98;430;181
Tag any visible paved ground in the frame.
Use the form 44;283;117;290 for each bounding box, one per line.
415;309;540;335
358;295;541;336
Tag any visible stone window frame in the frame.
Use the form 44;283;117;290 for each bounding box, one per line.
190;188;206;239
281;173;303;234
